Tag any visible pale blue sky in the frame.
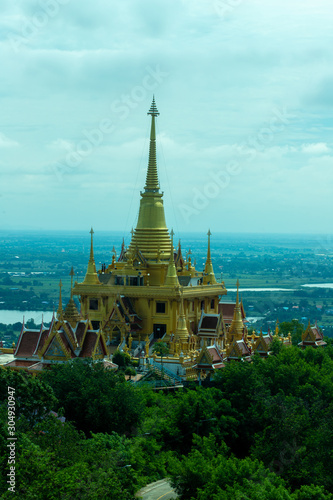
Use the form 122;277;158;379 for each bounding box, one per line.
0;0;332;234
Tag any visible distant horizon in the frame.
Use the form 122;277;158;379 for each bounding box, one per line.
0;228;332;238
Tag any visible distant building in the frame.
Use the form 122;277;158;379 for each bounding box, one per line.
4;309;117;372
298;321;327;349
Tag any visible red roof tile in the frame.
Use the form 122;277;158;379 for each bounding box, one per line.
236;340;251;356
207;345;223;363
75;322;87;345
58;331;76;358
79;331;98;358
15;330;40;358
219;302;246;322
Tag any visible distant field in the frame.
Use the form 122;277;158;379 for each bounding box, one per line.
0;231;332;335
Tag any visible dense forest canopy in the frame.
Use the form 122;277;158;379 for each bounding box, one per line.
1;340;333;499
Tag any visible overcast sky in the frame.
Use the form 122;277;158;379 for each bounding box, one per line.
0;0;332;238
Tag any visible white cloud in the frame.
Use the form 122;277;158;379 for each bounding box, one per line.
0;0;333;233
301;143;330;154
0;133;19;148
47;138;75;151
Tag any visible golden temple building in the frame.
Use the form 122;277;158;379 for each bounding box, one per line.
4;97;302;377
71;97;227;374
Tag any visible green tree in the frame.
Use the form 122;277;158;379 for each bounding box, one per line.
292;484;333;499
41;359;143;436
124;366;136;380
0;368;57;429
112;349;132;368
152;341;169;375
169;434;292;500
279;319;304;345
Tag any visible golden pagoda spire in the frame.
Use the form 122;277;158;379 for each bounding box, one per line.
57;280;64;320
228;279;244;341
82;228;100;285
203;229;217;284
145;96;160;192
175;290;189;341
128;97;171;262
165;229;179;286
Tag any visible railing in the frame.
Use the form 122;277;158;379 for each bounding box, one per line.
152;360;183;383
133;342;145;357
118;338;126;350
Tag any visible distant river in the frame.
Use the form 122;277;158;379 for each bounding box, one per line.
302;283;333;289
0;310;53;325
0;283;332;325
228;288;293;292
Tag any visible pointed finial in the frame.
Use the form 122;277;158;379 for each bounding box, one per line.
147;96;159;117
144;97;160;192
89;227;94;259
203;229;216;284
207;229;212;260
175;287;189;341
236;279;240;306
83;228;100;285
165;229;179;286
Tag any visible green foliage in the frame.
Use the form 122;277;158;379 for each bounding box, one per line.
280;319;304;345
292;485;333;500
0;368;57;429
112;349;132;368
152;341;169;359
0;427;142;499
139;386;238;455
169;435;292;500
40;359;144;436
2;342;333;498
124;366;136;379
270;336;285;355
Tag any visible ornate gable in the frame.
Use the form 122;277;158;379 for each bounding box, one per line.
254;330;270;353
302;322;315;343
131;246;147;267
45;338;67;358
227;340;242;358
44;333;71;360
197;347;213;366
92;329;107;360
256;341;267;352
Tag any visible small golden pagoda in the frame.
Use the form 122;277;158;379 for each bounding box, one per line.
226;280;247;344
72;97;227;370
